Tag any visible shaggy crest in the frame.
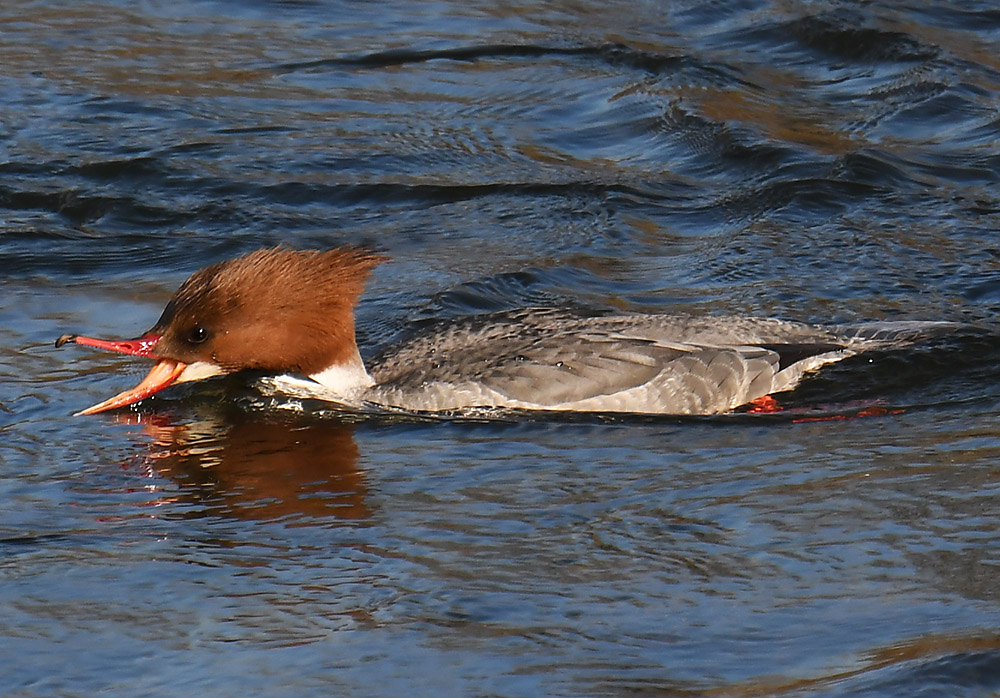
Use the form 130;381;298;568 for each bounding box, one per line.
151;247;384;374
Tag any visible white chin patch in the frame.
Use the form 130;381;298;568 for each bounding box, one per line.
176;361;225;383
308;360;374;398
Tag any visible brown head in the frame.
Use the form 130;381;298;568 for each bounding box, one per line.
58;247;384;415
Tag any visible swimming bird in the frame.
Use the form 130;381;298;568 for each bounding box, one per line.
57;247;945;416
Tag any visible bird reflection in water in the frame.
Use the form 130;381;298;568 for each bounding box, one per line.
112;411;370;523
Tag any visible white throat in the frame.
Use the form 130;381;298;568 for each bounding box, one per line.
247;349;375;408
307;349;375;399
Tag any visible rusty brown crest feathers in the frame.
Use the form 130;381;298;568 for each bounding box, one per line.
150;247;384;374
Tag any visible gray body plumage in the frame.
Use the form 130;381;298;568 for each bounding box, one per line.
356;309;947;415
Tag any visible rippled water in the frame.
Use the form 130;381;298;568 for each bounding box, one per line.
4;1;1000;696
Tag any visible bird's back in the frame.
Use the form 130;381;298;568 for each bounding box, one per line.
365;309;860;414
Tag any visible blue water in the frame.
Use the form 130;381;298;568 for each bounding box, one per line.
4;1;1000;696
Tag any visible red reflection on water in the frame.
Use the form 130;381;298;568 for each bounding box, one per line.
108;412;370;522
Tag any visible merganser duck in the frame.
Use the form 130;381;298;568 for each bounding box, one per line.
57;247;945;417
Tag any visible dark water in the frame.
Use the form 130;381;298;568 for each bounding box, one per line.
4;1;1000;695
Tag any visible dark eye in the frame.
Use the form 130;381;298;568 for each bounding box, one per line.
188;326;209;344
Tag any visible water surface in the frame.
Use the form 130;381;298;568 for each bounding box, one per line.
4;1;1000;696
